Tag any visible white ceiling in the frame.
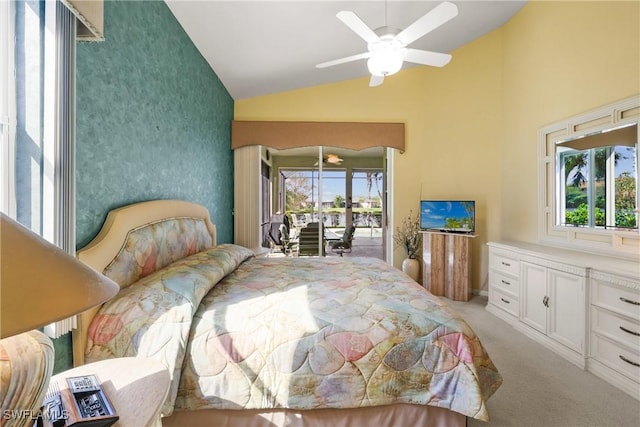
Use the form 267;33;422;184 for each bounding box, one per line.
165;0;527;100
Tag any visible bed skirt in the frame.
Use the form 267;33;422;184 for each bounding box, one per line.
161;404;466;427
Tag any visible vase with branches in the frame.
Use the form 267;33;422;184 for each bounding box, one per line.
394;210;421;260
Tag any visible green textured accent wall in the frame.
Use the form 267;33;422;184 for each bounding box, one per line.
75;0;234;248
56;0;234;373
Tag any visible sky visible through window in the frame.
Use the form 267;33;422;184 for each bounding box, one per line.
286;170;382;204
617;147;636;176
565;146;636;183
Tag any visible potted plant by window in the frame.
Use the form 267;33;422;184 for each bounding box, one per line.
393;210;421;281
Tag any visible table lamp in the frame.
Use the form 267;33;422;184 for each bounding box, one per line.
0;213;119;427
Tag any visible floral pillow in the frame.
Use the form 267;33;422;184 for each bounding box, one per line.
103;217;214;288
85;244;254;416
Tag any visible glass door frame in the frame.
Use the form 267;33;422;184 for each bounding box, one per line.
273;147;394;262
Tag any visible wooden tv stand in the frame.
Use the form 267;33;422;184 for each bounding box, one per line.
421;231;476;301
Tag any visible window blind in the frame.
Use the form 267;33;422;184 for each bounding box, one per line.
44;0;77;339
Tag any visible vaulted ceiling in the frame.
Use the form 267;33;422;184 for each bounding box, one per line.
165;1;527;100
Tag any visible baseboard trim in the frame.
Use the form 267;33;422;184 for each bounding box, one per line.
513;322;586;369
485;304;518;326
588;358;640;401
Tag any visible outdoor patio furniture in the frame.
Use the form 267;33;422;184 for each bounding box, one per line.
297;222;325;256
330;225;356;256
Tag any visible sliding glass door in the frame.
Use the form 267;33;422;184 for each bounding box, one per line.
267;146;385;259
280;169;346;226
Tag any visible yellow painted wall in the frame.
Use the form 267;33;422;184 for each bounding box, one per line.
500;0;640;242
235;1;639;293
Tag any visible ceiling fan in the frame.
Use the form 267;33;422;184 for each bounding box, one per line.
314;153;344;166
316;1;459;87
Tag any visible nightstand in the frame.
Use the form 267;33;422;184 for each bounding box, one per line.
49;357;170;427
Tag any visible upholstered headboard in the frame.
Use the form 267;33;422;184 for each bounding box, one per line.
72;200;216;366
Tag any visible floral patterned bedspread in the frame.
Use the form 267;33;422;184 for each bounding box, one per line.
86;244;501;420
174;255;502;421
85;244;255;416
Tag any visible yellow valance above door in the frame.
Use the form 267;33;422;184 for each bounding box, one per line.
231;121;405;152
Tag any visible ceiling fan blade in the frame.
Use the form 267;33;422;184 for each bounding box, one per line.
337;11;380;43
369;74;384;87
396;1;459;46
316;52;371;68
403;48;452;67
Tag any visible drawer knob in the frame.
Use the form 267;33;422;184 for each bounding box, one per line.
501;261;511;267
619;355;640;368
619;326;640;337
619;297;640;306
500;298;510;304
501;279;511;285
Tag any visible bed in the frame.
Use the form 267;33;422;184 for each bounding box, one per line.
72;200;502;427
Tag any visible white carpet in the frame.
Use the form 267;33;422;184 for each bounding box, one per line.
448;297;640;427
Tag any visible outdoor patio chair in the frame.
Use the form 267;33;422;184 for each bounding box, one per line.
279;223;298;256
290;213;307;228
330;225;356;256
265;213;291;252
297;222;326;256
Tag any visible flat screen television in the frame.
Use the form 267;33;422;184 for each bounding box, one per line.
420;200;475;234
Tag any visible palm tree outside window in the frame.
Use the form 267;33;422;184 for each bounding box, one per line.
558;144;637;229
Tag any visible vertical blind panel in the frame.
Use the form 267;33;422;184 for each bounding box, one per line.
47;1;77;339
232;121;405;152
56;0;76;256
234;146;262;249
1;0;16;217
61;0;103;41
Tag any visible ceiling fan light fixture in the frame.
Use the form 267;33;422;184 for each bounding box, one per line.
326;153;343;164
367;48;403;77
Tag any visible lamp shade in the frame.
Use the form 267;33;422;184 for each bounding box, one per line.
0;213;119;338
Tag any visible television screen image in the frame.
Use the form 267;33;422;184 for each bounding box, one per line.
420;200;475;234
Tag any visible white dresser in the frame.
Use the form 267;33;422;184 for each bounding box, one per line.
486;241;639;400
589;270;640;398
487;246;521;320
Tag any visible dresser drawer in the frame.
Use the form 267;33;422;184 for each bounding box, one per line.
489;287;519;317
591;280;640;321
591;306;640;350
490;271;519;295
490;251;520;276
591;334;640;383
